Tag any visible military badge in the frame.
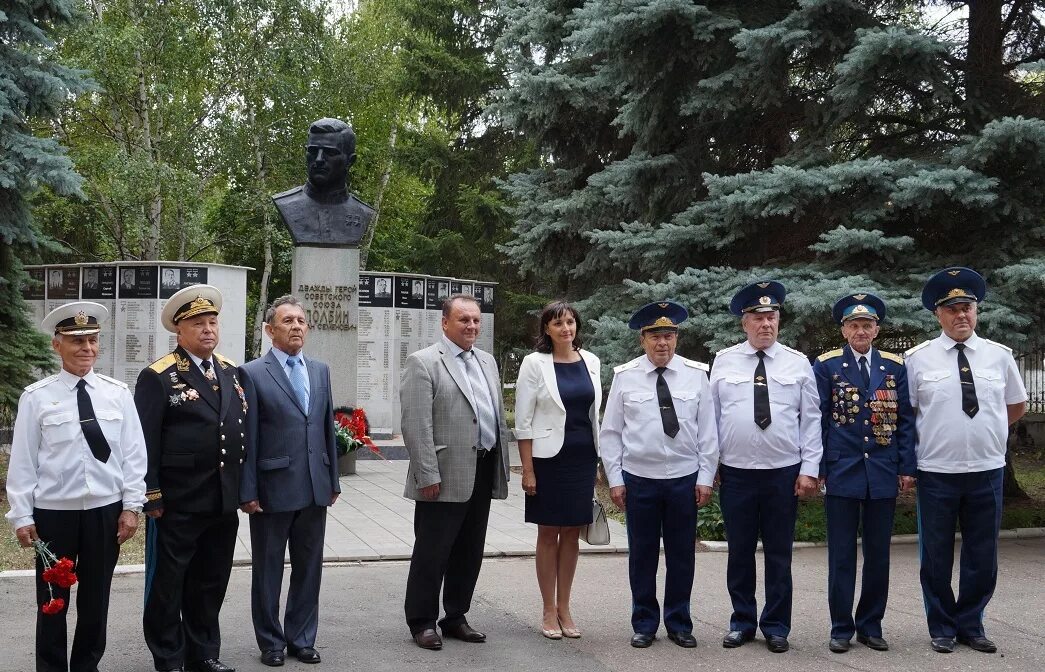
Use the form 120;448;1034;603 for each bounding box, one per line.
169;394;182;406
182;388;200;402
233;375;248;413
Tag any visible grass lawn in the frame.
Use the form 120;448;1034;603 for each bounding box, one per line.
0;451;147;572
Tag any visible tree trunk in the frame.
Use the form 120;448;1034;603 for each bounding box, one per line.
130;1;162;259
359;121;397;270
1003;426;1028;499
248;104;273;358
965;0;1005;130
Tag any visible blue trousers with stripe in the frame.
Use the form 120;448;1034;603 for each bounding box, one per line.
917;468;1003;639
719;463;800;638
623;470;698;635
825;495;895;639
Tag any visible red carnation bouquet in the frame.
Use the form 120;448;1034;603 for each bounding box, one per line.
33;540;77;614
333;407;382;458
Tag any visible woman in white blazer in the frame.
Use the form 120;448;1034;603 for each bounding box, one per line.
514;301;602;640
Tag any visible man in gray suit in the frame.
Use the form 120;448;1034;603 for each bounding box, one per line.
240;295;340;667
401;294;511;650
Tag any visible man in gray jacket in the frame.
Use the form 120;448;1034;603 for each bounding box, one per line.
401;294;511;650
240;295;340;667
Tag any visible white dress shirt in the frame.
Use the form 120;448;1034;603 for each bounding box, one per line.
710;340;823;477
185;350;217;377
441;333;500;429
905;332;1026;473
599;354;719;488
5;369;148;529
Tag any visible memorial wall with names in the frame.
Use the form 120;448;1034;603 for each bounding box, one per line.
23;263;250;392
356;272;496;436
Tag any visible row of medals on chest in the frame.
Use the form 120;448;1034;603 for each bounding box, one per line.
832;375;897;445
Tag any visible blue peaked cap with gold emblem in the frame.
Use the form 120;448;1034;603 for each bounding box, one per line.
921;267;986;311
730;280;786;316
832;293;886;324
628;301;688;333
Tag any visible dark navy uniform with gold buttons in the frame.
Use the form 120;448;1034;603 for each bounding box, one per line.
812;294;915;648
135;285;248;671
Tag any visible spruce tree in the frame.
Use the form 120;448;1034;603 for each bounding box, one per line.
0;1;90;411
494;0;1045;362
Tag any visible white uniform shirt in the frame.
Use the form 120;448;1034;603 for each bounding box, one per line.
599;354;719;488
711;341;823;477
905;332;1026;473
5;369;148;529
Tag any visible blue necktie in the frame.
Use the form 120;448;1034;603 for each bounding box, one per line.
287;356;309;411
859;356;871;389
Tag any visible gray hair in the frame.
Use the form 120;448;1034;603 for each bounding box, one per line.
442;293;480;317
265;295;305;323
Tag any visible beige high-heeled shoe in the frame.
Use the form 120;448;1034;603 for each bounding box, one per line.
559;618;581;639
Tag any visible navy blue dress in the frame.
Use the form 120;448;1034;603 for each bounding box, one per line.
525;359;598;526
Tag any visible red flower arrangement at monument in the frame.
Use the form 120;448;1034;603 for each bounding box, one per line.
333;407;382;458
33;540;77;614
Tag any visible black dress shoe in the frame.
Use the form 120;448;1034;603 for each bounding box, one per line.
857;634;889;651
290;647;321;663
667;631;697;648
958;635;997;653
829;638;850;653
442;623;486;643
160;668;185;672
766;635;790;653
260;650;285;667
722;630;755;648
930;637;955;653
187;660;235;672
413;628;442;650
631;632;656;648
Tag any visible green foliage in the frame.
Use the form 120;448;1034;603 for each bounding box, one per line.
495;0;1045;362
0;0;91;410
696;490;725;541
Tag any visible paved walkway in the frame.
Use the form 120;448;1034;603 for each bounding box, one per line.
231;460;630;565
2;539;1043;671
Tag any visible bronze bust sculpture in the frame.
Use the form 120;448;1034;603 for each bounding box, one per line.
273;118;375;247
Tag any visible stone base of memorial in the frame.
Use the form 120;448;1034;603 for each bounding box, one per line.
292;246;359;409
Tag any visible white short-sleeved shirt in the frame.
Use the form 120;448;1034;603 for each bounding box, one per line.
599;354;719;488
905;332;1027;473
710;340;823;477
5;369;148;529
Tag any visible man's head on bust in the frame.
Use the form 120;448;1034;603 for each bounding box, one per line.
305;118;357;192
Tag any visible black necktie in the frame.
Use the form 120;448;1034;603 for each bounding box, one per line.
202;359;219;389
955;343;978;417
76;379;111;463
859;356;870;389
754;351;771;429
654;366;680;438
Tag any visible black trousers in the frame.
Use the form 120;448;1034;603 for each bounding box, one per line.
143;510;238;670
404;449;496;634
33;501;122;672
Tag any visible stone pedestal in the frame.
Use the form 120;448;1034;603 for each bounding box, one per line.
291;247;358;409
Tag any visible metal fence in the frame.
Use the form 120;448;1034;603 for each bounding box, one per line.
1018;348;1045;415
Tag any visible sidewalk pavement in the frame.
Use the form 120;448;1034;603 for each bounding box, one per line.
230;460;629;565
1;539;1042;671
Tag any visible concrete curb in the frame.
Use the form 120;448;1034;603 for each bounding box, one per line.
0;544;630;579
698;526;1045;552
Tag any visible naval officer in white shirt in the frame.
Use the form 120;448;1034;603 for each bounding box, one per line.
905;267;1027;655
6;301;147;672
710;281;822;654
600;301;719;650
